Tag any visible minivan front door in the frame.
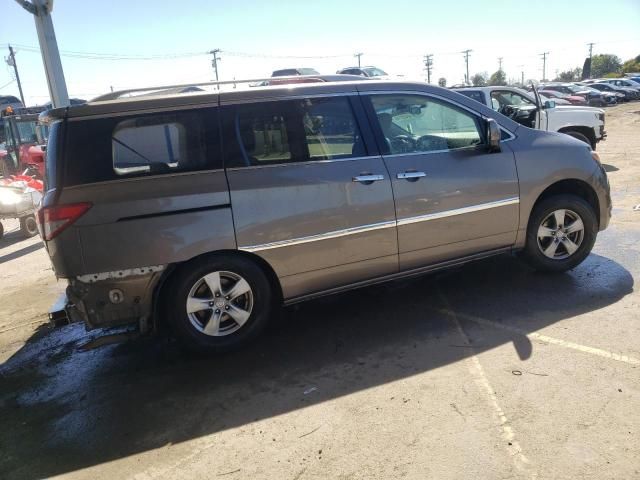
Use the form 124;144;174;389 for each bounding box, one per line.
222;95;398;299
363;93;519;271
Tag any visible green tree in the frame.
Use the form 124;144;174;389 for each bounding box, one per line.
553;68;582;82
470;72;488;86
488;70;507;86
591;54;622;77
438;77;447;87
621;54;640;73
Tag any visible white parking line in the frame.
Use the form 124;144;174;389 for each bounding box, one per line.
440;309;640;366
438;293;538;479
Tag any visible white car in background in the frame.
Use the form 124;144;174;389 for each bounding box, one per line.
453;86;606;149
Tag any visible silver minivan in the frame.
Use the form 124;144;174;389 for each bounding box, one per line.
39;79;611;352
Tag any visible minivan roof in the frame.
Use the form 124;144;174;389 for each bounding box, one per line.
40;78;521;133
41;75;364;121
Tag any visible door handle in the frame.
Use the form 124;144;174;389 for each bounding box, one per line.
397;171;426;181
352;174;385;184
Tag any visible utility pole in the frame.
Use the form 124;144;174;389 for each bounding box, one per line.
587;42;595;78
423;54;433;84
5;45;26;105
354;52;363;68
209;49;221;87
14;0;69;107
462;49;472;84
540;52;549;81
498;57;503;72
517;64;524;86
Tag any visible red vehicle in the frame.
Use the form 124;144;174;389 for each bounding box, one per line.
0;107;47;179
539;89;587;106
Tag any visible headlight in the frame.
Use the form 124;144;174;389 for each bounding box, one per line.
0;189;22;205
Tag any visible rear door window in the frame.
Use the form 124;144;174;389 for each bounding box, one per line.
226;97;367;167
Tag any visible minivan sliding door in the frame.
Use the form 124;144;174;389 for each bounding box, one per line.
222;95;398;300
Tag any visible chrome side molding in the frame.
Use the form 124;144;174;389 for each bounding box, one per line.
240;197;520;252
397;197;520;226
241;220;397;253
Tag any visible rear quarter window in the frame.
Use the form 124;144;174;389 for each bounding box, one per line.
112;116;192;175
63;108;220;186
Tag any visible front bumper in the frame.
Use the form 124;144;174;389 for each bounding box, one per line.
593;165;612;231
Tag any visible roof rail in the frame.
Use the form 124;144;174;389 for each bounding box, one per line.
91;75;341;102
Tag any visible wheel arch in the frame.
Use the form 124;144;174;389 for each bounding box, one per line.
557;126;596;149
531;178;600;228
151;249;283;331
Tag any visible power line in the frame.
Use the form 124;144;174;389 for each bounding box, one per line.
0;78;16;90
498;57;503;71
7;43;208;60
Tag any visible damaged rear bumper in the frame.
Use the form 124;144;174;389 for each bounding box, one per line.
58;265;166;331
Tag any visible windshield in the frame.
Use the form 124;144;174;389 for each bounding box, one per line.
15;120;39;145
298;68;320;75
363;67;387;77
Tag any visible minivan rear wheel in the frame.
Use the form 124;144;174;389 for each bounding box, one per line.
166;254;273;353
522;194;597;272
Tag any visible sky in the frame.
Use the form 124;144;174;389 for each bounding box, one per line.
1;0;639;105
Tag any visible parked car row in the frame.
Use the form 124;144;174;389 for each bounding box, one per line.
582;78;640;102
539;78;640;107
270;66;390;79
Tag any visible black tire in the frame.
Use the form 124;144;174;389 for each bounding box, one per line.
165;254;274;353
564;131;592;148
0;221;4;240
19;215;39;237
522;194;598;273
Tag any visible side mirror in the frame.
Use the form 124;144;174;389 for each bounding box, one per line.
544;100;556;109
486;118;501;152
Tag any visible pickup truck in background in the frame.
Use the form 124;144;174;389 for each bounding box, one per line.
452;86;606;149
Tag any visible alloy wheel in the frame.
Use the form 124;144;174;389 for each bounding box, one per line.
536;209;585;260
186;270;254;337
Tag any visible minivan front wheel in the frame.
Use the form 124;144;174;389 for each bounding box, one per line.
522;194;597;272
167;255;273;353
